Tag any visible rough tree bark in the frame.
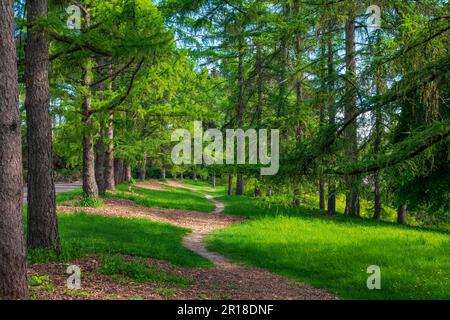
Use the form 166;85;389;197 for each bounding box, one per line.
277;3;290;118
327;19;336;213
81;58;99;197
236;35;245;196
344;16;359;217
0;0;29;299
319;179;326;210
373;67;384;220
372;27;386;219
293;0;304;206
228;175;233;196
103;64;115;190
104;113;115;190
397;204;407;224
95;136;106;193
293;187;301;206
138;156;146;180
236;175;244;196
114;158;124;185
125;163;132;181
319;36;326;211
81;11;98;197
25;0;59;250
256;40;263;123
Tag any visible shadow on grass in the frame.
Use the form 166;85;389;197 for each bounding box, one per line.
27;212;212;269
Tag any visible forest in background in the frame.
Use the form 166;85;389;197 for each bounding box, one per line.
0;0;449;299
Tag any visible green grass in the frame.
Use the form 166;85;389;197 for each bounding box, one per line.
155;287;177;299
56;188;83;204
206;203;450;300
75;195;105;208
107;183;216;213
30;184;213;269
164;181;450;299
49;180;449;300
100;255;192;286
28;212;212;268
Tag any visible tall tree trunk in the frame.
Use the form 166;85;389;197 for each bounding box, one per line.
81;58;98;197
81;11;98;197
103;64;115;190
397;204;407;224
161;167;166;180
104;113;115;190
293;0;304;206
317;22;328;211
236;34;245;196
327;21;336;213
138;156;146;180
293;187;300;206
373;173;382;219
0;0;29;299
372;29;386;220
373;65;384;220
293;0;304;107
114;158;124;186
344;16;359;217
277;3;290;118
256;43;263;123
319;178;325;210
236;175;244;196
125;164;132;181
235;179;243;195
95;136;106;193
212;175;216;188
25;0;59;250
228;175;233;196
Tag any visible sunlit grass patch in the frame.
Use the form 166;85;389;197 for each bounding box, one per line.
28;213;212;268
207;215;450;300
107;183;216;213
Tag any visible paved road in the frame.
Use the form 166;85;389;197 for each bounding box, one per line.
23;182;82;204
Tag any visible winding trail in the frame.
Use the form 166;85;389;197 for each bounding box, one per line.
182;193;230;266
56;180;337;300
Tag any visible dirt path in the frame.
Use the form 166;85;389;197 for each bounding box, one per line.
52;182;337;300
182;193;231;266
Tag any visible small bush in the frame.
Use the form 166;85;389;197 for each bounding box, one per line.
76;196;104;208
155;288;177;299
30;275;51;287
65;289;92;297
